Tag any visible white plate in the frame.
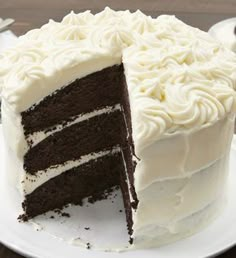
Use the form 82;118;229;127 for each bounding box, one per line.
208;17;236;53
208;17;236;37
0;128;236;258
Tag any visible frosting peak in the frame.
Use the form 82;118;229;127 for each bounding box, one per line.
90;25;133;55
61;11;94;26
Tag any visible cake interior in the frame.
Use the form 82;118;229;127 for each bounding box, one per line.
21;65;138;236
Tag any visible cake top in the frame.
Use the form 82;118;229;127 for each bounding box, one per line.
1;8;236;148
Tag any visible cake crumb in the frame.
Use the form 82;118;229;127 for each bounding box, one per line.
84;227;90;230
86;242;91;249
54;209;61;214
119;209;123;213
87;186;119;204
61;212;70;218
50;215;55;219
53;209;70;218
18;214;28;222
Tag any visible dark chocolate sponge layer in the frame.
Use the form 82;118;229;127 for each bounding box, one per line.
22;65;124;135
24;110;126;174
23;153;123;219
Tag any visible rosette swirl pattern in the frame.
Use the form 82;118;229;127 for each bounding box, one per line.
132;97;172;149
61;11;94;26
2;42;46;63
3;63;46;108
164;83;226;127
89;25;134;55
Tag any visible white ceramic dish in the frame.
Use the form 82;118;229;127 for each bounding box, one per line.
208;17;236;35
208;17;236;52
0;127;236;258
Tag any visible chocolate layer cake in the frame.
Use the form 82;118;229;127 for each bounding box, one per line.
21;64;138;235
1;8;236;248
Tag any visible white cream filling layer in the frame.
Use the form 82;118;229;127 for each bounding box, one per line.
26;104;122;148
22;147;120;195
120;149;135;204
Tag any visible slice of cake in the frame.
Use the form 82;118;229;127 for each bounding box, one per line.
1;8;236;248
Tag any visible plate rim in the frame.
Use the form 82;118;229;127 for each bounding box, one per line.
208;17;236;34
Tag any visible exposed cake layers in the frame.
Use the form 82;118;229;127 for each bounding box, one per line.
24;110;126;174
23;151;124;219
23;147;120;195
18;113;233;194
25;105;121;148
8;63;138;234
1;8;236;249
21;65;124;135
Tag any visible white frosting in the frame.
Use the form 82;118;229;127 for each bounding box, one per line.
1;8;236;249
1;8;236;146
131;114;233;245
135;114;234;190
1;54;121;113
131;193;226;248
1;100;28;158
133;153;229;238
209;18;236;52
